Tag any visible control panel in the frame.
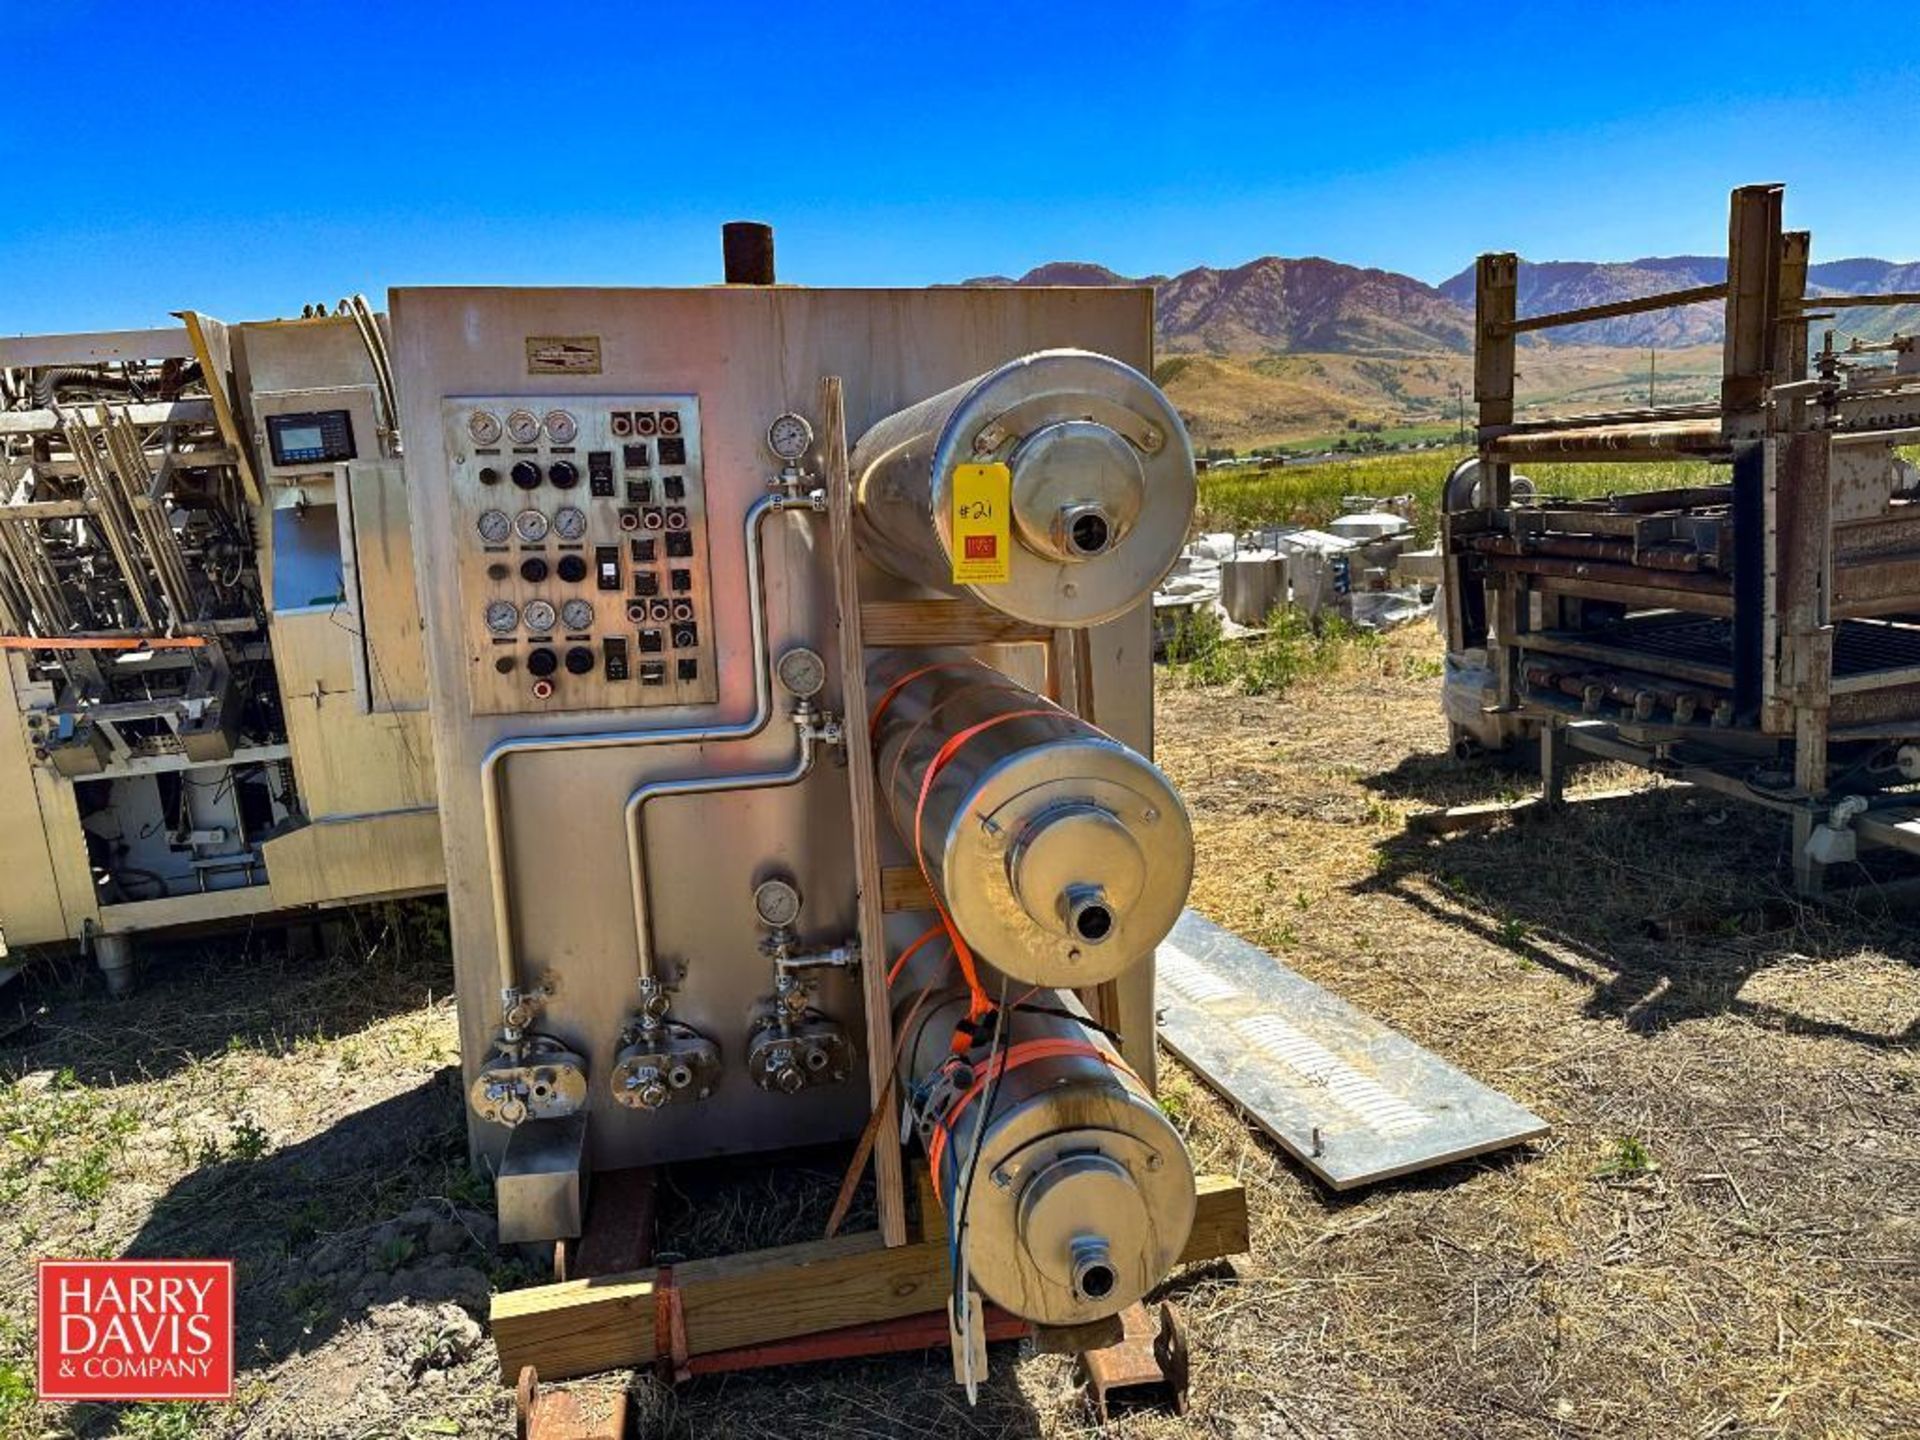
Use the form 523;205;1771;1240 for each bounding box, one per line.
267;408;356;467
444;395;719;716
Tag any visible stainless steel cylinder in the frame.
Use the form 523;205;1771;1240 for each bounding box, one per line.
852;349;1196;627
871;657;1193;987
897;985;1196;1327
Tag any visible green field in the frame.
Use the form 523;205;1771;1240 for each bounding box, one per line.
1194;450;1720;542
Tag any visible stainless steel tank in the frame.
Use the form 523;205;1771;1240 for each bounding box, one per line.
895;981;1196;1327
852;349;1195;627
870;656;1192;987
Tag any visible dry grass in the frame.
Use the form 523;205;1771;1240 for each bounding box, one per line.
2;628;1917;1438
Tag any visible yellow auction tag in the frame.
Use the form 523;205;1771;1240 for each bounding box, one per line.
951;463;1012;585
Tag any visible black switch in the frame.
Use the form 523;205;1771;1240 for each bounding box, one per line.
548;460;579;490
658;437;687;465
603;636;629;680
640;661;666;686
564;645;595;676
638;627;663;654
633;571;659;597
629;537;655;563
670;568;692;593
588;451;615;497
671;623;698;650
556;554;588;584
623;442;649;468
663;476;686;501
519;556;549;583
665;531;694;558
677;657;698;682
626;479;652;504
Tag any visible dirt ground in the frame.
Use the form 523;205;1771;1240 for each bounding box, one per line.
2;625;1917;1439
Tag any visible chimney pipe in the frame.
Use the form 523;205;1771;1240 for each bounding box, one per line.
723;222;776;285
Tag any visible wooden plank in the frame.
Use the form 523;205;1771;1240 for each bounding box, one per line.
861;598;1053;648
491;1175;1249;1382
880;865;935;914
823;374;909;1251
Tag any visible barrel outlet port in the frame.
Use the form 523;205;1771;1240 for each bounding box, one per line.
1059;503;1115;558
1069;1235;1118;1303
611;412;633;437
664;509;689;532
634;412;659;438
657;411;682;437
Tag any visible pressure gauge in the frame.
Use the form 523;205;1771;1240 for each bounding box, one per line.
476;508;513;544
468;409;504;445
552;505;589;541
484;599;520;634
543;408;578;444
514;508;550;543
560;598;595;632
753;877;803;929
766;412;813;462
506;408;542;445
522;599;557;634
776;645;828;699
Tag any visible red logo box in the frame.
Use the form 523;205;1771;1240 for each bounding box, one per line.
964;535;998;560
37;1260;234;1402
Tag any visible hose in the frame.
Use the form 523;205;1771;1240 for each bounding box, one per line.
32;368;137;408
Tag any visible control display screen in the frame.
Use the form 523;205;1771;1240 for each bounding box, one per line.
267;409;357;467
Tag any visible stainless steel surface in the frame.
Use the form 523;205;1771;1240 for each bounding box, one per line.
852;349;1194;627
1156;909;1549;1190
498;1114;589;1244
871;657;1191;987
392;284;1159;1174
443;395;717;717
897;985;1195;1327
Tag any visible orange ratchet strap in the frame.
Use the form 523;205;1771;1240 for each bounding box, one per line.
654;1264;689;1383
911;707;1059;1021
867;658;983;734
926;1038;1128;1188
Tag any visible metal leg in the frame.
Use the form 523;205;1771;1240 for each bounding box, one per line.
93;932;135;997
1540;721;1567;808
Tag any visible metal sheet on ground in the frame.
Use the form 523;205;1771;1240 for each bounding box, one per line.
1155;910;1548;1190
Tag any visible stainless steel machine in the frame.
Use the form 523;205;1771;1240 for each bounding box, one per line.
0;309;441;988
388;276;1203;1334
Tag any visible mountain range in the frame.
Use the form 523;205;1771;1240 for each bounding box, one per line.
965;255;1920;354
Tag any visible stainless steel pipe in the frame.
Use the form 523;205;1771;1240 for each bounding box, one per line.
870;656;1192;987
894;981;1195;1327
852;349;1194;627
480;489;826;1018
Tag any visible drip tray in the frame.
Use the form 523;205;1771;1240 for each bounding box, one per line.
1156;911;1548;1190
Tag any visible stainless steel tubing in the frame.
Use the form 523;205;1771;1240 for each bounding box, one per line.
895;981;1195;1327
481;490;826;1006
624;703;834;996
870;655;1192;987
851;349;1195;627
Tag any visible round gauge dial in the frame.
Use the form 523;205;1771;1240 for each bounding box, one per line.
484;599;520;634
552;505;588;541
522;599;557;634
776;645;828;699
506;409;542;445
468;409;504;445
514;508;550;543
560;598;595;632
543;409;578;444
476;508;513;544
753;877;803;928
766;412;814;461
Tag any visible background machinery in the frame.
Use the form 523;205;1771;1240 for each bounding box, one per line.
1442;183;1920;894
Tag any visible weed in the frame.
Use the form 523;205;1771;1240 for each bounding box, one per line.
118;1402;205;1439
441;1165;493;1211
1169;603;1380;698
377;1234;418;1272
1601;1135;1658;1179
52;1144;114;1206
0;1361;31;1432
228;1115;271;1162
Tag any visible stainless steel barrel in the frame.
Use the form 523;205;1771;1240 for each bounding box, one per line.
870;656;1192;987
852;349;1196;627
896;983;1196;1327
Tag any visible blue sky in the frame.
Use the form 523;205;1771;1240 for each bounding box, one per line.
4;0;1915;331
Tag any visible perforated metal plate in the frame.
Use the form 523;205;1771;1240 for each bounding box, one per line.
1155;910;1548;1190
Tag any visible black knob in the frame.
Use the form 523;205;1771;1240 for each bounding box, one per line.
556;554;589;583
494;655;516;674
526;647;558;678
519;557;549;583
548;460;579;489
564;646;595;675
479;466;501;485
511;460;542;490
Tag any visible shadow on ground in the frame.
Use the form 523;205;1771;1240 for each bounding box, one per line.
0;901;452;1090
1361;777;1920;1046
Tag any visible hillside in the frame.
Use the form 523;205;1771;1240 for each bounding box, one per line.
965;257;1471;356
1436;256;1920;346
